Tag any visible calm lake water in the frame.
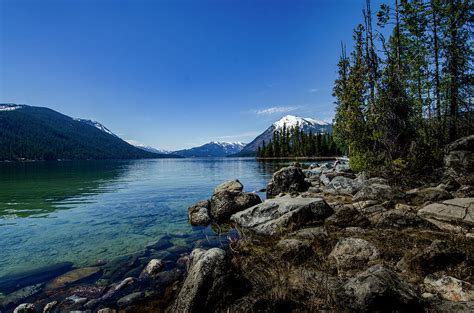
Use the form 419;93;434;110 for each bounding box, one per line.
0;158;289;279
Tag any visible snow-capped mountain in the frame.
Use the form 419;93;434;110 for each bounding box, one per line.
236;115;332;156
133;144;172;155
173;141;246;157
75;119;118;137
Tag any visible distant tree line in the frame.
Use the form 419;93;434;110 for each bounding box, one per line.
257;124;342;158
333;0;472;173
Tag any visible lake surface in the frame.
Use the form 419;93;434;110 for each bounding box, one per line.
0;158;290;279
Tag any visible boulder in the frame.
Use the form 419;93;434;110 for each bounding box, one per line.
319;173;331;186
370;208;429;228
169;248;226;313
398;240;465;275
444;135;474;173
326;176;363;195
231;196;333;236
328;238;379;275
406;187;452;205
353;183;404;202
418;198;474;228
213;180;243;194
188;200;211;226
266;166;310;198
290;226;328;241
336;265;421;312
424;275;474;302
335;163;351;173
13;303;35;313
210;191;261;223
139;259;164;279
325;206;370;229
275;239;313;264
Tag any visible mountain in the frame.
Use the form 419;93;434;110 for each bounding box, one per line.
133;144;173;155
0;103;178;161
75;118;118;137
173;141;246;157
235;115;332;156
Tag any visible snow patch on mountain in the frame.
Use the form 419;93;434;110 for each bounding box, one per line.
0;104;24;112
75;119;117;137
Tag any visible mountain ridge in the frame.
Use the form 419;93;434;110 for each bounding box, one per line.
0;104;178;161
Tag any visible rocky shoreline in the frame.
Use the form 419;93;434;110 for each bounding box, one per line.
3;135;473;312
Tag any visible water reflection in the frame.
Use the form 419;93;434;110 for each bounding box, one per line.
0;160;131;218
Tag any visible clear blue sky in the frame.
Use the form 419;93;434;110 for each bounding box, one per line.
0;0;384;150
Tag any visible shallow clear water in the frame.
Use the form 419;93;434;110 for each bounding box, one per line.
0;158;288;278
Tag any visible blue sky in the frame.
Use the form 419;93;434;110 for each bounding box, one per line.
1;0;384;150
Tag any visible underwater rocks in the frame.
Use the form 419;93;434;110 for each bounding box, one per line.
0;262;73;294
46;267;101;290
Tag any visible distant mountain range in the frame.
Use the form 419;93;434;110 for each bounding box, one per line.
172;141;246;157
235;115;332;156
0;104;178;161
0;104;332;160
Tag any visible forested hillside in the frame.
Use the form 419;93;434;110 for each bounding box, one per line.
0;104;173;161
332;0;472;174
257;125;341;158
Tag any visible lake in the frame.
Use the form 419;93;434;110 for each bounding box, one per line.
0;158;291;282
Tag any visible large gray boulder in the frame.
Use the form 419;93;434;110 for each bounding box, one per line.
328;238;379;276
445;135;474;172
210;191;261;223
169;248;226;313
188;200;211;226
406;187;452;205
326;176;363;195
231;196;333;236
417;198;474;228
266;165;310;198
353;183;404;202
336;265;422;312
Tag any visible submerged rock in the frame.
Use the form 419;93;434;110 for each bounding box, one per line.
139;259;164;279
169;248;226;313
43;301;58;313
188;200;211;226
231;196;333;236
117;291;143;307
266;165;310;198
336;265;421;312
0;262;73;294
0;283;42;308
13;303;35;313
46;267;101;290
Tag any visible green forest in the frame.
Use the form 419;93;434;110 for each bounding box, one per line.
257;125;341;158
333;0;472;174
